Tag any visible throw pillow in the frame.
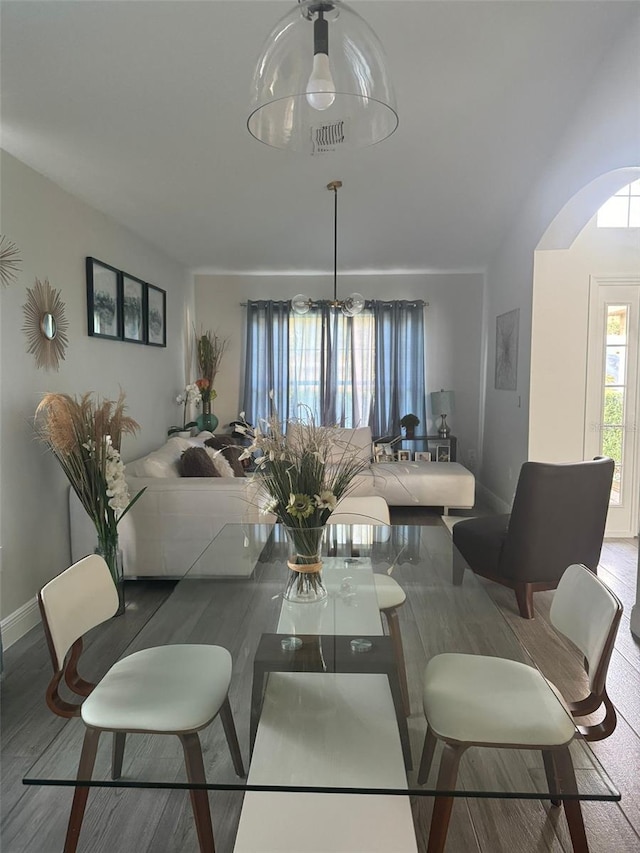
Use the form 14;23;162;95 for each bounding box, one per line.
178;447;220;478
204;446;235;477
205;436;246;477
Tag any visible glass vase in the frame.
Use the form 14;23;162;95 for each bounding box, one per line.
199;399;219;433
95;533;125;616
283;525;328;603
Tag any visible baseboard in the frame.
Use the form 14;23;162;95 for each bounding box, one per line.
1;596;40;649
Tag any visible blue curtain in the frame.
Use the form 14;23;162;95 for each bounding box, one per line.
243;299;425;435
370;300;426;437
242;301;290;427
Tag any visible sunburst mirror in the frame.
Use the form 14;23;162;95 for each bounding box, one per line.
0;235;22;287
22;278;69;371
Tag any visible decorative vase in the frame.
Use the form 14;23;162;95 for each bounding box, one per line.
198;399;219;433
95;533;125;616
283;525;328;603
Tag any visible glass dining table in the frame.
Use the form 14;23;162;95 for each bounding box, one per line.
24;522;619;852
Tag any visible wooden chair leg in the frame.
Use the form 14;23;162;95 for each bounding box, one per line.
384;606;411;717
111;731;126;780
179;732;216;853
417;725;438;784
553;746;589;853
515;583;535;619
219;696;245;777
427;742;466;853
542;748;561;807
64;727;101;853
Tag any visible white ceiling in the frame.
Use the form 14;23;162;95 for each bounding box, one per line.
1;1;637;274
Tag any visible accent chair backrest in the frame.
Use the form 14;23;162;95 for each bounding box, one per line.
501;457;614;583
38;554;119;672
550;563;622;696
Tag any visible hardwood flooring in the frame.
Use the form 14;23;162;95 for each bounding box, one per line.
1;509;639;853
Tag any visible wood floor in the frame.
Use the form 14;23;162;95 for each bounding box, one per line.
2;509;639;853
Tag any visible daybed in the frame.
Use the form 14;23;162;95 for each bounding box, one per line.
69;427;475;578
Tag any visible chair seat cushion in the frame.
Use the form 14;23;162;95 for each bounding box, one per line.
81;644;232;732
374;574;406;609
423;653;576;747
452;514;509;577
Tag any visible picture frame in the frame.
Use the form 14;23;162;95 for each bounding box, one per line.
495;307;519;390
86;257;121;340
122;273;146;344
396;450;411;462
435;445;451;463
415;451;432;462
146;283;166;347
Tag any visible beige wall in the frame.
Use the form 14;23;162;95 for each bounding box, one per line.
0;151;192;627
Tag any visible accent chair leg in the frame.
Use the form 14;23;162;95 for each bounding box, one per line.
111;731;126;780
515;583;535;619
219;696;246;777
64;727;101;853
427;742;466;853
383;606;411;716
179;732;216;853
542;749;561;807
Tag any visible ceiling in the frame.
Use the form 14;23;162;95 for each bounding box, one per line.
1;1;637;274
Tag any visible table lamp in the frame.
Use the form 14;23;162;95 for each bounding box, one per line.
430;389;454;438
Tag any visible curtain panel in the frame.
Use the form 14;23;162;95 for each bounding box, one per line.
243;299;425;435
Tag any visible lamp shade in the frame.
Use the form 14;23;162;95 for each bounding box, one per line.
430;390;454;417
248;0;398;154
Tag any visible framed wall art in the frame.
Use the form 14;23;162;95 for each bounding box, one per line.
146;283;166;347
86;257;121;340
495;308;519;390
122;273;146;344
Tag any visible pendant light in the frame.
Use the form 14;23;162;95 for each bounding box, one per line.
248;0;398;155
292;180;364;317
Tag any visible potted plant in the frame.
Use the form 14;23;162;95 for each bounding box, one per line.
400;413;420;439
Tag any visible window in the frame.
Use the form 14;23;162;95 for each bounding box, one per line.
601;304;628;504
243;300;426;435
596;180;640;228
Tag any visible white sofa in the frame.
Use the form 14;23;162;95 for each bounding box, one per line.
69;428;475;578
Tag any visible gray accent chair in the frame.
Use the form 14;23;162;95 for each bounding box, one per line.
452;457;615;618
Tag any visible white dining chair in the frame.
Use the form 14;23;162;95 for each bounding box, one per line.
329;495;410;715
417;563;623;853
38;554;245;853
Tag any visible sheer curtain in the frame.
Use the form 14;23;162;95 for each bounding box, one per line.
243;299;425;433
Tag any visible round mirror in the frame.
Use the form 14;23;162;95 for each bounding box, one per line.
40;312;57;340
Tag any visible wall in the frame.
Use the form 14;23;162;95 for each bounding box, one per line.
194;272;484;467
530;216;640;462
480;21;640;510
0;151;191;638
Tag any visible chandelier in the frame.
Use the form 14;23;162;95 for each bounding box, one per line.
292;180;365;317
247;0;398;155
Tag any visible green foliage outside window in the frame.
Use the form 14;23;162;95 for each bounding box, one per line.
602;388;623;462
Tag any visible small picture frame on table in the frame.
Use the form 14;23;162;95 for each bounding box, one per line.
86;257;121;340
415;451;432;462
436;445;451;463
396;450;411;462
122;273;146;344
146;283;166;347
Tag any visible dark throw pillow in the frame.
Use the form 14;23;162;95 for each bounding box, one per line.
179;446;220;478
205;436;246;478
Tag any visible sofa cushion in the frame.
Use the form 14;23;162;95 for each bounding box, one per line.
179;447;220;478
204;446;235;477
129;436;193;478
205;436;245;477
328;427;373;466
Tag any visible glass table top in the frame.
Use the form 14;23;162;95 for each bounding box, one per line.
24;523;620;802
